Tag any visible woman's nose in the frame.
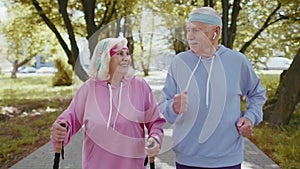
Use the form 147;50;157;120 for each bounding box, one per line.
122;53;130;60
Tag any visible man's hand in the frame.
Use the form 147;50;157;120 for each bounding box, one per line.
172;90;188;115
237;117;252;137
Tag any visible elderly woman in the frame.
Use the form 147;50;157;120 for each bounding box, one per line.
50;37;166;169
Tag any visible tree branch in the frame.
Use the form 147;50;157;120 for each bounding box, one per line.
221;0;229;47
81;0;96;38
31;0;71;59
58;0;88;81
228;0;241;48
57;0;78;67
239;2;285;53
97;1;117;30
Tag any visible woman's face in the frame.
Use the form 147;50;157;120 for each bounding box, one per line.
109;46;131;76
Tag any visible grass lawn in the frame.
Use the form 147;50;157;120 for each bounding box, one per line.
0;73;299;169
0;74;76;169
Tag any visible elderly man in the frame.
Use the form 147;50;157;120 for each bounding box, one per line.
159;7;266;169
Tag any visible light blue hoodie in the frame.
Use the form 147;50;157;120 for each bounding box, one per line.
158;45;266;167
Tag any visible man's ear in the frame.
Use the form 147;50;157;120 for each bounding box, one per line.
212;32;217;39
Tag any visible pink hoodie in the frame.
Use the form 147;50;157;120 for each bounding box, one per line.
51;76;166;169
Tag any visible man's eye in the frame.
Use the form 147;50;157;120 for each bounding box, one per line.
193;29;200;33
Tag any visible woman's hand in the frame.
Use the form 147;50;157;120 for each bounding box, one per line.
145;137;160;157
51;120;67;142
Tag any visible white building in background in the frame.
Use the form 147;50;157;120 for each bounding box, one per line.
0;55;11;72
0;2;7;22
0;2;10;72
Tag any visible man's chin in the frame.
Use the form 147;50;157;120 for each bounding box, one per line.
190;49;214;57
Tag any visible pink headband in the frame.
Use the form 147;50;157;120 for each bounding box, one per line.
110;45;129;57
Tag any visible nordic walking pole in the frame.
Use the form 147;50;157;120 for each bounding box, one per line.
149;156;155;169
53;123;66;169
147;139;156;169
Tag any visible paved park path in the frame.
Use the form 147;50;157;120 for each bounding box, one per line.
9;72;280;169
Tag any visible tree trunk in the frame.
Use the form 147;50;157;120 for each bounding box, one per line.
124;17;135;69
227;0;241;49
204;0;209;6
58;0;88;81
11;60;18;78
209;0;215;7
10;57;32;78
204;0;215;7
221;0;229;47
269;48;300;126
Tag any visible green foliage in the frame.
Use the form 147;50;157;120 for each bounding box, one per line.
2;0;299;81
251;119;300;169
0;1;60;65
52;59;73;86
250;73;300;169
236;0;299;61
259;74;280;104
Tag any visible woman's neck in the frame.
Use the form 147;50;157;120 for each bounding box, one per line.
108;73;124;86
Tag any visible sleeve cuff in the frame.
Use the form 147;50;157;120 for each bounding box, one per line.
167;100;178;120
244;111;260;126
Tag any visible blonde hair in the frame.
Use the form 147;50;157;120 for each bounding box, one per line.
88;37;134;81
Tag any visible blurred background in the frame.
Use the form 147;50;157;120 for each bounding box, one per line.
0;0;299;168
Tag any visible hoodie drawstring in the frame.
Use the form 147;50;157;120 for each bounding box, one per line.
185;56;201;91
185;54;215;108
107;82;123;130
206;55;215;108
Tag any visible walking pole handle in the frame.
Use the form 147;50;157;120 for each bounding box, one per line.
150;156;155;169
150;156;154;163
55;141;63;153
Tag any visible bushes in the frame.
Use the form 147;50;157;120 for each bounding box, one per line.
52;59;73;86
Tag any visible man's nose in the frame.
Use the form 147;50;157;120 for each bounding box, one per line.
187;33;194;40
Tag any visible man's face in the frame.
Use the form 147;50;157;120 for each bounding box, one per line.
186;22;216;56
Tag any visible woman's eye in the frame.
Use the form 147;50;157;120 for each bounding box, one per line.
116;51;129;56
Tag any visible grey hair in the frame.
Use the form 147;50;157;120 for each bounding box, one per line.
88;37;134;81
